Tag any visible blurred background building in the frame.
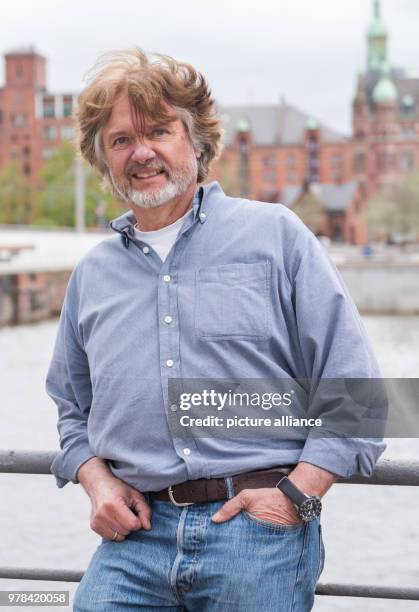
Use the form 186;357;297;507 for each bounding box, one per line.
209;0;419;243
0;1;418;243
0;46;76;181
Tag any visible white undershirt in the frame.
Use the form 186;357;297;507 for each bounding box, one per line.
133;209;192;262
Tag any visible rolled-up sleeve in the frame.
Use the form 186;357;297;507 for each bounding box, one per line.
291;230;386;478
46;270;95;487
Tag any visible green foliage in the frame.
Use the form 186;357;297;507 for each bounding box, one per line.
366;171;419;240
0;162;34;224
34;141;123;227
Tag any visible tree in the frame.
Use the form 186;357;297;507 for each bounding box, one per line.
366;171;419;241
0;162;34;224
34;141;123;227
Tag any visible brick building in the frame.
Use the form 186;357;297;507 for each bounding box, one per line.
209;0;419;244
0;46;76;183
208;103;362;242
352;0;419;198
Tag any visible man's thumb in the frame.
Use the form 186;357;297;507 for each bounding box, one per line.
212;496;243;523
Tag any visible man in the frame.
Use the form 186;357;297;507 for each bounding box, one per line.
46;49;385;611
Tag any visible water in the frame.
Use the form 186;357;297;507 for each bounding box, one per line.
0;316;418;611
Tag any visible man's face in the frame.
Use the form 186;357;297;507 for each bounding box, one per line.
102;94;199;209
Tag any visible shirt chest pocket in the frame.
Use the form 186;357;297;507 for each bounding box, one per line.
195;261;271;341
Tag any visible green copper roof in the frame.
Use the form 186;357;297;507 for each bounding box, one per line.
402;94;414;107
373;65;397;104
305;117;319;130
236;117;251;132
368;0;387;37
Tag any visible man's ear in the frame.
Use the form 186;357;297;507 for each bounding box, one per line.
195;148;202;159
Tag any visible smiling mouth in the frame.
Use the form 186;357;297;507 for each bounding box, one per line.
130;169;165;180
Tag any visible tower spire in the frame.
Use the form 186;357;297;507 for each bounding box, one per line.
367;0;387;71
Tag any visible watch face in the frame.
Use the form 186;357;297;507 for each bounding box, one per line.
298;497;322;522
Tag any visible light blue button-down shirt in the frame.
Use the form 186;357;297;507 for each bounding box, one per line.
46;182;385;490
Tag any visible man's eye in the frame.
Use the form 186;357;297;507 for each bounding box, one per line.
113;136;129;146
152;128;168;137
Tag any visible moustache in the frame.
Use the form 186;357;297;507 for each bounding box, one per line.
126;161;169;177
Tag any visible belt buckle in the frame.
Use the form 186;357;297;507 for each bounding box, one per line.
167;485;194;507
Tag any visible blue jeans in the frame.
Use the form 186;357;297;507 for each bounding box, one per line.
74;488;325;611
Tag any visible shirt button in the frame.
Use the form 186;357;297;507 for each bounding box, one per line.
164;315;173;324
183;448;191;456
170;404;178;412
163;275;171;282
166;359;174;367
142;246;150;254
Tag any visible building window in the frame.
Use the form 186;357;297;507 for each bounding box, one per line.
262;155;276;167
12;113;26;127
63;97;73;117
378;152;394;172
331;154;342;167
332;225;343;242
332;170;342;182
262;169;277;182
287;170;297;182
287;155;296;167
30;291;43;312
16;64;23;78
10;146;19;159
400;151;415;171
43;148;56;160
43;98;55;118
0;110;3;125
23;163;31;176
43;126;57;140
23;146;30;157
354;152;365;173
401;125;416;139
61;125;74;140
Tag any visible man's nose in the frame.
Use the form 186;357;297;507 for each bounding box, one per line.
131;140;156;164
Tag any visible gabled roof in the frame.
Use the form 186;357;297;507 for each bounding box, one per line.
219;102;347;146
282;181;358;212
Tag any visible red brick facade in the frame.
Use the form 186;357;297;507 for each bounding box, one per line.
0;46;75;184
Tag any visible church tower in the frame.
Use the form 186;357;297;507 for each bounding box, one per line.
367;0;387;72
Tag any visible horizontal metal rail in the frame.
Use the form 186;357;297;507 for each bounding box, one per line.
1;451;419;485
0;567;418;600
316;583;419;600
1;451;418;601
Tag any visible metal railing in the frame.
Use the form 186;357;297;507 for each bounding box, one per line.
1;451;418;601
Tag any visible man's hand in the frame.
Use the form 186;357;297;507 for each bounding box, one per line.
211;462;337;525
212;486;303;525
77;457;151;541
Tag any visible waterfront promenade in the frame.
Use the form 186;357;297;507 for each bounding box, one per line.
1;226;419;325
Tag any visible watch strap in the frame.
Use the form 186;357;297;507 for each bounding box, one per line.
276;476;308;506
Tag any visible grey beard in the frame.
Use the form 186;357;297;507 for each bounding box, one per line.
106;154;198;209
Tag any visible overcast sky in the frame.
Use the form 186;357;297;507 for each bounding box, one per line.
1;0;418;134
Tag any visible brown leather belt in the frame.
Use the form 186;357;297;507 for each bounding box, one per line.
150;465;295;506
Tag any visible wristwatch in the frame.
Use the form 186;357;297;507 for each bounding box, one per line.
276;476;322;522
